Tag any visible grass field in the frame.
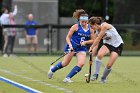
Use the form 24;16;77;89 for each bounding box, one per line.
0;55;140;93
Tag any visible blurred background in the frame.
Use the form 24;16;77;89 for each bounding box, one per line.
0;0;140;56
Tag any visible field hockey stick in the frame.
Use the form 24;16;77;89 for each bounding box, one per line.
86;54;93;83
50;45;81;65
51;53;68;65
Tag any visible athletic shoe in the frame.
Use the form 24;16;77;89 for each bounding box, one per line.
91;74;98;81
63;78;73;83
48;65;54;79
3;54;8;57
9;54;17;57
100;77;107;83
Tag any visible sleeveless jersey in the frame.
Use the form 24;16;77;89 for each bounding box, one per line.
71;21;90;45
64;21;90;52
101;23;124;47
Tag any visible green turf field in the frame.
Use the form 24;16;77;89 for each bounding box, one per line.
0;56;140;93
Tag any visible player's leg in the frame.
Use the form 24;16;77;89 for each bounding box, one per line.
26;35;32;55
9;36;15;55
91;45;110;80
9;36;16;57
101;52;118;83
48;52;75;79
3;30;8;57
3;35;10;57
3;29;8;51
32;36;38;55
63;51;86;83
91;44;98;57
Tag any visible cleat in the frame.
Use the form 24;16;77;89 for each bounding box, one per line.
3;54;8;57
63;78;73;83
91;74;98;81
9;54;17;57
48;65;54;79
100;77;107;83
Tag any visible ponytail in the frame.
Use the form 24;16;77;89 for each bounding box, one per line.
73;9;86;20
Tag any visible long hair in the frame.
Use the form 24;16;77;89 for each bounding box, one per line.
88;17;104;25
73;9;87;21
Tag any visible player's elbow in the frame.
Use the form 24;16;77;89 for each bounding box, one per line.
66;36;70;42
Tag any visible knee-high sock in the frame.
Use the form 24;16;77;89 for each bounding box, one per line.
101;67;112;79
94;57;102;74
66;66;81;78
51;62;63;72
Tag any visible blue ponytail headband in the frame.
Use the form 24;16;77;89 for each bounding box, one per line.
79;16;88;21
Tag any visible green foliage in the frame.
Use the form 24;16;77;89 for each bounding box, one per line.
113;0;140;24
59;0;114;19
121;31;140;50
59;0;76;17
2;0;12;11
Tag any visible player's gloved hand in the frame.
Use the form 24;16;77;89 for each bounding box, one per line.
68;45;74;52
89;46;93;53
80;41;86;46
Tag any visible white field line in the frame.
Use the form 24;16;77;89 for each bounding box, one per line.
0;76;42;93
0;69;73;93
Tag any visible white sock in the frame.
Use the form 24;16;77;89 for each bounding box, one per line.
101;67;112;79
93;57;102;74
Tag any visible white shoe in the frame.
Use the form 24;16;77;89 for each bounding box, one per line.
100;78;107;83
91;74;98;81
48;65;54;79
9;54;17;57
3;54;8;57
63;78;73;83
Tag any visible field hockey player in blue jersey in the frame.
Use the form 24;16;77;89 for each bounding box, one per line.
48;9;95;83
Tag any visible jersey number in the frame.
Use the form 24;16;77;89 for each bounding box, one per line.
81;37;85;42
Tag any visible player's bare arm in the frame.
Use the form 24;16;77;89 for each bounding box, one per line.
66;24;78;49
89;24;108;52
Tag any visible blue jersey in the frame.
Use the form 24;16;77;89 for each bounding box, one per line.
65;21;90;53
25;20;38;35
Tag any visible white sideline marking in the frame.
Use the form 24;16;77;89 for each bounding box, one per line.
0;69;73;93
0;76;42;93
